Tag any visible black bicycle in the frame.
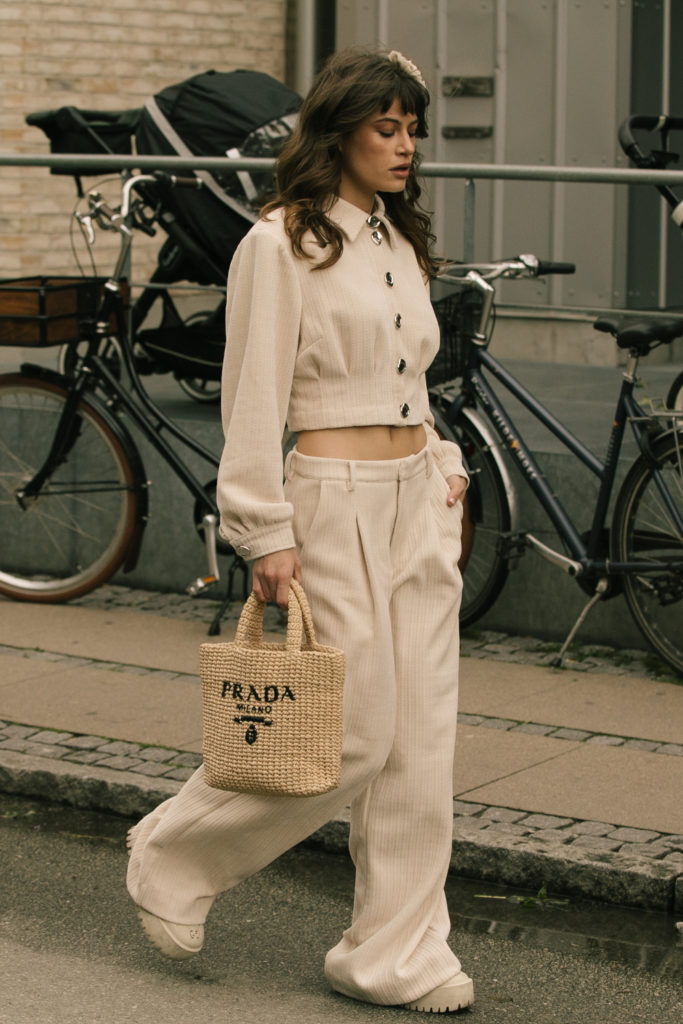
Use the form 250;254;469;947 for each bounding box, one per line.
2;178;681;668
0;173;247;634
429;256;683;675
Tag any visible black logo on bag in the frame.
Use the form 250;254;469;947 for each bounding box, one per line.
221;681;295;744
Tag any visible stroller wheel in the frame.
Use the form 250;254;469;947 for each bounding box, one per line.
177;377;221;403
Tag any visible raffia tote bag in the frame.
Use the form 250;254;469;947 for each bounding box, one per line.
200;580;345;797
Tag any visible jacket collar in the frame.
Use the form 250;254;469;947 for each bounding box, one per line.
327;194;396;248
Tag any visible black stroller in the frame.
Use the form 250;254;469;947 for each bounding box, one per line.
26;69;302;401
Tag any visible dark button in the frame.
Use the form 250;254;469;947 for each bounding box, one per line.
367;214;381;228
385;272;394;286
400;403;410;418
371;230;382;245
397;358;407;374
394;313;402;328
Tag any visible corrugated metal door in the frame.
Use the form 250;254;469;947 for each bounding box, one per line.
335;0;641;310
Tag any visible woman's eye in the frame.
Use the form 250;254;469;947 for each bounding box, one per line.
377;128;417;139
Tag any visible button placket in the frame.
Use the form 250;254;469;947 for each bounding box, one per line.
367;214;409;418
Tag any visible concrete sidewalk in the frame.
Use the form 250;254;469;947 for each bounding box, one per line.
1;584;682;914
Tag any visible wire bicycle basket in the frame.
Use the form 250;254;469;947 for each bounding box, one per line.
428;285;487;387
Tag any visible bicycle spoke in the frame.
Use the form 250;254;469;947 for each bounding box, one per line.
0;376;138;600
613;430;683;676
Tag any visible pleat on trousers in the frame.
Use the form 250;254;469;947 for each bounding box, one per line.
127;444;464;1006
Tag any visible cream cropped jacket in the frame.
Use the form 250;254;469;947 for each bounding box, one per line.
216;195;467;560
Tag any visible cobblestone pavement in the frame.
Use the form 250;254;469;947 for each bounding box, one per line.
2;582;682;883
1;711;682;873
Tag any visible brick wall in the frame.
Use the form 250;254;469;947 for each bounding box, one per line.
0;0;288;286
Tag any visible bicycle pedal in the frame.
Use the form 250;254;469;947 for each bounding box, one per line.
187;574;218;596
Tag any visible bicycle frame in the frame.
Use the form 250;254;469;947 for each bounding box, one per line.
449;344;683;579
19;277;226;590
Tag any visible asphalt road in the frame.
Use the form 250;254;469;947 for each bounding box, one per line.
1;795;681;1024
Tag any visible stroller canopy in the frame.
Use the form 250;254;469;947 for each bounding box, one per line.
136;69;302;284
136;68;301;159
27;69;301;286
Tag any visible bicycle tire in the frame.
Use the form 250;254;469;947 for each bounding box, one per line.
611;429;683;675
177;377;222;403
452;412;511;627
176;310;222;404
666;370;683;411
0;372;140;602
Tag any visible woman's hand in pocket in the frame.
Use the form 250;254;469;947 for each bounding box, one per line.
445;474;468;507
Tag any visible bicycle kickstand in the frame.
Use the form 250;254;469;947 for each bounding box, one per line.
187;513;250;635
207;556;249;637
549;579;609;668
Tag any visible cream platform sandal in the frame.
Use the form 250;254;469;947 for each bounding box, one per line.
402;971;474;1013
136;907;204;961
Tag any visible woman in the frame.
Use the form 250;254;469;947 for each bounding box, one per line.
127;47;473;1014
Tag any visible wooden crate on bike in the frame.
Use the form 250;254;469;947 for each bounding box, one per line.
0;276;126;347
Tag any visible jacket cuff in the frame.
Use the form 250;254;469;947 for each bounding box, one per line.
220;522;297;562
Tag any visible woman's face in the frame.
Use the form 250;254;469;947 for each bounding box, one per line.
337;98;418;212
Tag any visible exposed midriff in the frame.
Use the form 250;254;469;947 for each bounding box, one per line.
296;423;426;461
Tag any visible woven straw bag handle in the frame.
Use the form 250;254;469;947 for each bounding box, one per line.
235;579;318;651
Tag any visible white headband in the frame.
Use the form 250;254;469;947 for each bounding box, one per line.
387;50;427;90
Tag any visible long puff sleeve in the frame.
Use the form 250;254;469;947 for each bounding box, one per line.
216;220;302;559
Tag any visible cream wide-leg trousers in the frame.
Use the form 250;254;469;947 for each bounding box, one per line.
127;445;464;1006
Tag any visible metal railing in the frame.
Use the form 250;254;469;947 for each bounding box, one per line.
3;150;683;307
5;150;683;183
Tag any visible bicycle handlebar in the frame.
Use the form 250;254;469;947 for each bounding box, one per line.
150;170;203;190
437;255;576;342
439;254;576;285
535;259;575;275
617;114;683;223
82;172;204;239
618;114;683;167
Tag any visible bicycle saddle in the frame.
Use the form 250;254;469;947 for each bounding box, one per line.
594;315;683;353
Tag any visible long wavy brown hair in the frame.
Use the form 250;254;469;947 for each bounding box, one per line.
262;48;436;277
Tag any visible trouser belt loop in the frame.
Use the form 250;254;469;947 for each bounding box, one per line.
284;449;295;480
347;461;356;491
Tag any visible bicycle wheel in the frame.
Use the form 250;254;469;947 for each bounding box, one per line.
666;370;683;411
0;373;139;601
453;412;511;627
176;310;222;404
611;429;683;675
177;377;221;403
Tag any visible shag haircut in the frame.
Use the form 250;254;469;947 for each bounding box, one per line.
262;48;436;277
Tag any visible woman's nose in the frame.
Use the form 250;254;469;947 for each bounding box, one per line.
397;132;415;155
